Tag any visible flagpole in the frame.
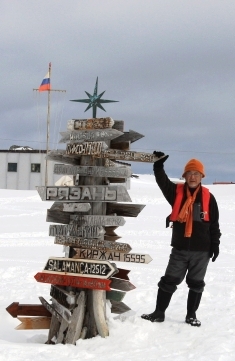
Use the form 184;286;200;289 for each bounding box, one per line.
45;63;51;187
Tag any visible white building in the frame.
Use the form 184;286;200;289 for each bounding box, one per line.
0;150;63;190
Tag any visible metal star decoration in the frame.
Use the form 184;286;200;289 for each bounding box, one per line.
70;77;119;118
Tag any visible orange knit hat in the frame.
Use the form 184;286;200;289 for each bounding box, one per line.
182;158;205;178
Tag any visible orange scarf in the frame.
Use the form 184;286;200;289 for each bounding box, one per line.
177;186;200;237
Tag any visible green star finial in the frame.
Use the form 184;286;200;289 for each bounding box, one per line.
70;77;119;118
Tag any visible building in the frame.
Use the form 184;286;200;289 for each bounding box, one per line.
0;150;63;190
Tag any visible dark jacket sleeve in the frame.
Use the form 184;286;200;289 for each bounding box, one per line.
209;193;221;245
153;163;177;206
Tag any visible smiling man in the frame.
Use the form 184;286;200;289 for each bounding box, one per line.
141;152;221;327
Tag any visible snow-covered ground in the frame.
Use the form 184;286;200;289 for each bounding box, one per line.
0;175;235;361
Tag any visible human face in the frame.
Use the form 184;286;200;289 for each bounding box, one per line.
184;171;202;188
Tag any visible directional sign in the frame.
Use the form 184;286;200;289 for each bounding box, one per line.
43;257;118;279
73;250;153;264
110;278;136;292
47;150;80;165
49;298;72;323
70;215;126;227
110;300;131;314
49;225;104;238
37;185;131;202
63;203;91;213
54;164;132;178
66;141;108;156
106;290;126;302
50;285;77;310
111;129;144;144
34;272;111;291
15;316;51;330
39;296;63;323
106;203;145;217
54;236;131;253
6;302;51;318
59;128;123;143
67;117;114;130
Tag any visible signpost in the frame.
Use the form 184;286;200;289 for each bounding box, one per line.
73;249;152;264
59;128;123;143
53;164;132;178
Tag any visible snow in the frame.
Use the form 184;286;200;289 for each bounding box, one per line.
0;175;235;361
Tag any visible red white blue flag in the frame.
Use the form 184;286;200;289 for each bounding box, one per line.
39;64;51;91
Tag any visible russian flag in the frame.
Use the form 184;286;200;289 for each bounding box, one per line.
39;72;50;91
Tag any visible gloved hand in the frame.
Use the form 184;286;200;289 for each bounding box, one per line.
209;243;219;262
153;151;169;168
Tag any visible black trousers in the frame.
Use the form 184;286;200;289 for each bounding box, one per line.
158;247;210;294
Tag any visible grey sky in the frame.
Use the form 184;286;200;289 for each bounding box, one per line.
1;0;235;183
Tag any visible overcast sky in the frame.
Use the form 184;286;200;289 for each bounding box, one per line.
1;0;235;183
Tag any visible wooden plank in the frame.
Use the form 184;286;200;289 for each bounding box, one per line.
73;250;153;264
49;224;105;238
63;203;91;212
51;298;72;323
65;291;86;344
106;290;126;302
56;318;68;344
43;257;118;279
113;120;124;132
55;236;131;253
47;150;80;165
15;317;51;330
53;164;132;178
39;296;63;323
66;141;107;156
106;203;145;217
110;141;130;151
110;278;136;292
114;268;130;280
110;300;131;314
59;128;123;143
37;185;132;202
104;234;121;241
111;129;144;144
6;302;51;318
50;285;77;310
96;149;156;163
93;290;109;338
34;272;111;291
70;215;126;227
67;117;114;130
105;226;118;236
46;314;60;343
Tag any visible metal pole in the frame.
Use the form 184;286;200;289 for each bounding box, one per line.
45;63;51;186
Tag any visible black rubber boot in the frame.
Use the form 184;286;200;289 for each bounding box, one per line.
185;290;202;327
141;288;173;323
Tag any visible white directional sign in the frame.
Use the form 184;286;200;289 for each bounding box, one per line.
53;164;132;178
59;128;123;143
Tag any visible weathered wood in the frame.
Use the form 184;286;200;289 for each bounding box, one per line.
43;257;118;279
39;297;63;323
51;298;72;323
111;129;144;144
83;290;98;339
105;226;119;236
104;234;121;241
110;141;130;151
66;141;108;156
47;150;80;165
6;302;51;318
93;290;109;338
47;209;70;224
113;120;124;132
106;203;145;217
53;164;132;178
73;250;153;264
65;291;86;344
110;278;136;292
37;185;132;202
97;149;156;163
114;268;130;280
35;272;111;290
70;215;126;227
50;285;77;310
59;128;123;143
106;290;126;302
46;314;60;343
49;224;104;238
67;117;114;130
56;318;68;344
110;300;131;314
15;317;51;330
55;237;131;253
63;203;91;212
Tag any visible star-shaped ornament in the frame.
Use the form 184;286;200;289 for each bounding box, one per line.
70;77;118;118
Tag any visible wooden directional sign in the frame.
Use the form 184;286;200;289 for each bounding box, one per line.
66;141;108;156
6;302;51;318
54;164;132;178
49;225;104;238
54;236;131;253
39;296;63;323
114;268;130;280
70;215;126;227
110;278;136;292
110;300;131;314
106;290;126;302
34;272;111;291
59;128;123;143
47;150;80;165
49;298;72;323
106;203;145;217
111;129;144;144
67;117;114;130
15;317;51;330
43;257;118;279
37;185;131;202
63;203;91;212
73;250;153;264
50;285;77;310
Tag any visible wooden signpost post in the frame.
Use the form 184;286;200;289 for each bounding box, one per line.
6;108;154;344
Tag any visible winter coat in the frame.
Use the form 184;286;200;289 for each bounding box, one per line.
154;166;221;252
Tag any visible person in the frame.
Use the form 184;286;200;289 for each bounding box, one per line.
141;151;221;327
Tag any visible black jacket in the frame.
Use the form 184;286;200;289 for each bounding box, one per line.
154;165;221;252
